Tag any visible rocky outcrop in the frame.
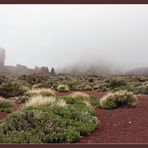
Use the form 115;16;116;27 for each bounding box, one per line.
0;48;51;76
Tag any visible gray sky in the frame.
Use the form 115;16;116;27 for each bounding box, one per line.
0;4;148;73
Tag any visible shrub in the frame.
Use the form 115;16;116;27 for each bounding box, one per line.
99;90;138;109
40;91;55;97
18;74;49;85
83;84;92;91
70;92;92;108
100;87;109;92
24;95;56;108
0;98;13;113
0;95;98;143
0;99;12;108
109;78;127;88
71;92;89;100
0;81;26;98
57;84;69;92
32;83;49;89
66;81;79;91
89;96;100;107
0;108;13;113
24;95;67;108
26;88;55;97
18;81;32;89
133;85;148;95
93;84;100;90
15;96;30;104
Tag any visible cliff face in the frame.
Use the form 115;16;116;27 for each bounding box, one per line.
0;48;50;76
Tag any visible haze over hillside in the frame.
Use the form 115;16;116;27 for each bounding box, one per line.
0;5;148;75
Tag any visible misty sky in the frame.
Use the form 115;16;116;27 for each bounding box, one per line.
0;4;148;72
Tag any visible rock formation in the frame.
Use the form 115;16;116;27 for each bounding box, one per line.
0;48;53;76
0;48;5;73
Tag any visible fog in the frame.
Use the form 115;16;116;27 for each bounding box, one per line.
0;4;148;74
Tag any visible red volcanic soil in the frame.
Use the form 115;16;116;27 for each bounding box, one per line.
56;91;148;143
78;94;148;143
0;92;148;143
0;112;7;120
0;102;22;120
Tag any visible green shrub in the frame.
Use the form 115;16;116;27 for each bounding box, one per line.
62;96;95;116
26;88;55;97
66;82;79;91
109;78;127;88
93;84;100;90
18;74;49;85
100;87;109;92
100;90;138;109
0;101;12;108
89;96;100;107
40;91;54;97
134;85;148;95
0;108;13;113
0;95;98;143
18;81;32;89
71;92;89;100
32;83;49;89
0;81;26;98
16;96;30;104
57;84;69;92
83;84;92;91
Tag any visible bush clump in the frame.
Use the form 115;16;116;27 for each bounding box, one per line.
26;88;55;97
89;96;100;107
15;96;30;104
109;78;127;88
0;95;99;143
133;85;148;95
70;92;92;107
32;83;49;89
0;98;13;113
18;74;49;85
57;84;69;92
0;80;26;98
0;100;12;108
71;92;89;100
99;90;138;109
0;108;13;113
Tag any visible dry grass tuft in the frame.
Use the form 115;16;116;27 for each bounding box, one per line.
24;95;67;108
26;88;55;97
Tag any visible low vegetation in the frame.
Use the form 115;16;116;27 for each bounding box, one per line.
26;88;55;97
99;90;138;109
0;95;99;143
57;84;69;92
15;96;30;104
0;74;145;143
0;98;13;113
